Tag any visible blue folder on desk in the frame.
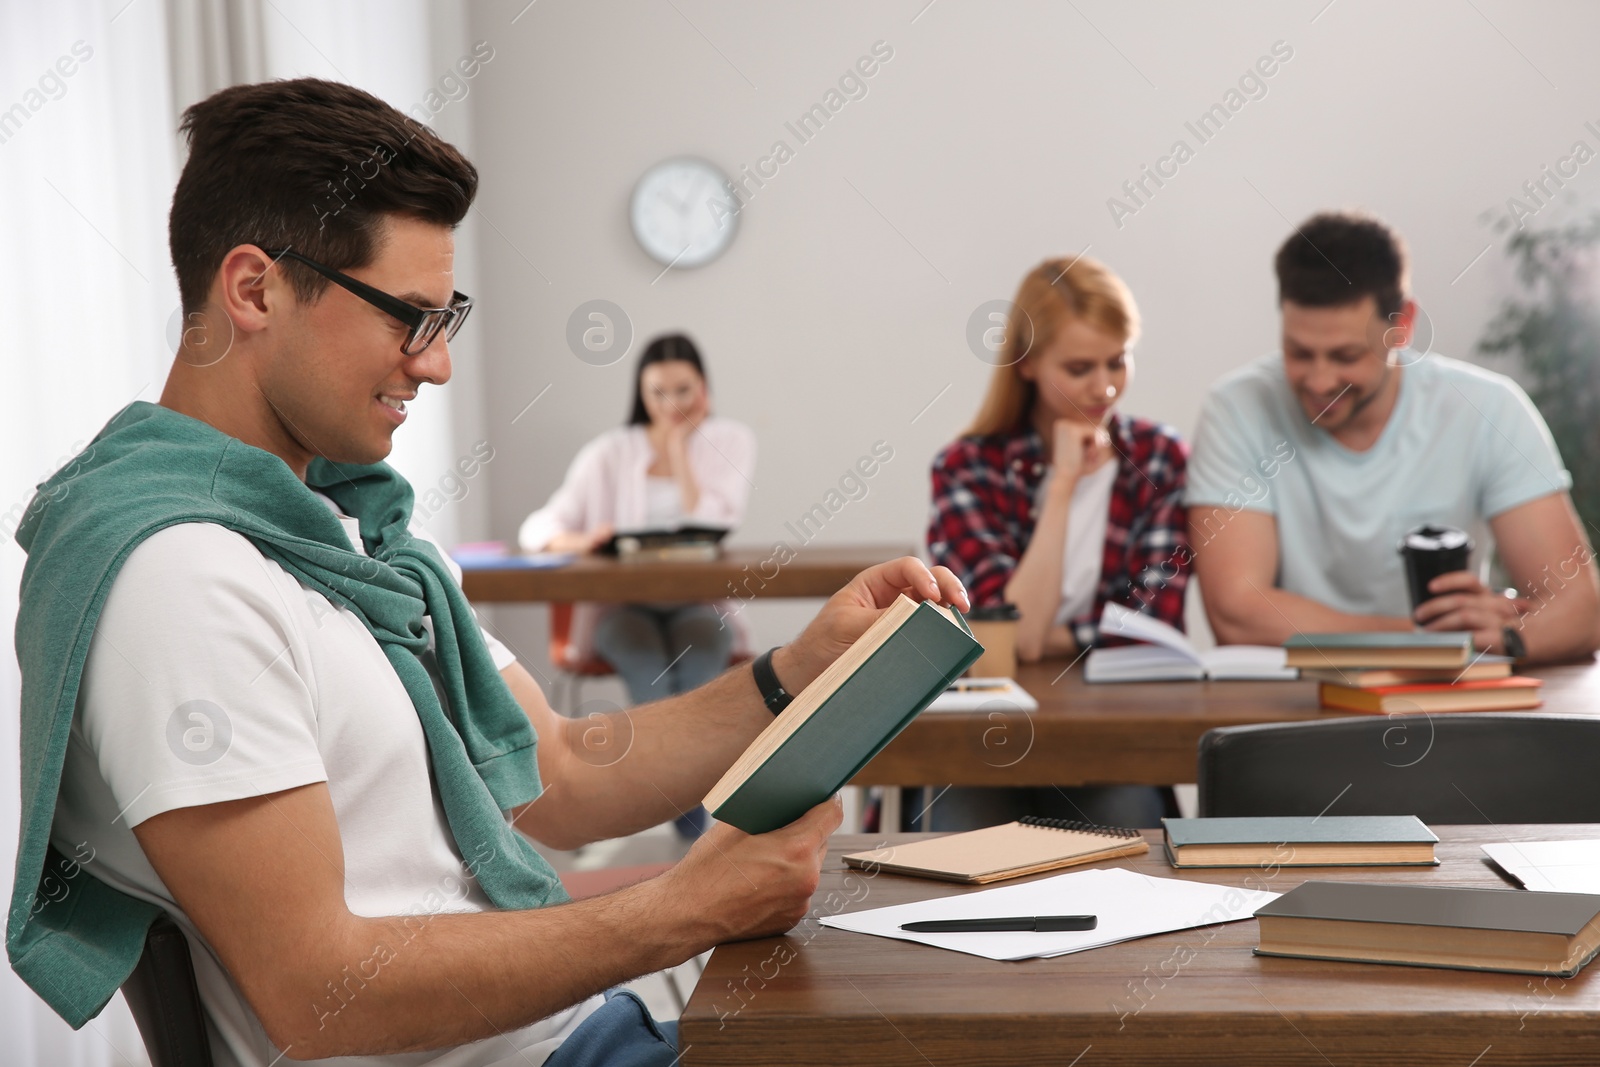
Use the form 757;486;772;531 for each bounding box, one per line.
451;542;576;570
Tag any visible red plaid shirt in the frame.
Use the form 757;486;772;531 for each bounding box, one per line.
927;414;1191;648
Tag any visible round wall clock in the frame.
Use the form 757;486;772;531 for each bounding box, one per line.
629;156;738;269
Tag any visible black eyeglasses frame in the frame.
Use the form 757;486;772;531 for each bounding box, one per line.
257;246;472;356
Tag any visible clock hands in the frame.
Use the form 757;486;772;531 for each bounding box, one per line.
657;186;690;216
632;158;737;268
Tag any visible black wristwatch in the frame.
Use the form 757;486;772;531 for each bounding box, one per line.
1501;625;1527;661
752;647;795;715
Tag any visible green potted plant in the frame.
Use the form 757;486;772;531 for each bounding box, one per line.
1477;214;1600;534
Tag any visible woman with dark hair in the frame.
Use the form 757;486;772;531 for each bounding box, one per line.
519;334;756;833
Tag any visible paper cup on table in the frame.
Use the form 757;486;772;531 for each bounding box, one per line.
1398;524;1473;610
965;605;1020;678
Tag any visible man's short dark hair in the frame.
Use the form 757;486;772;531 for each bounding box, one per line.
1274;211;1408;319
169;78;478;314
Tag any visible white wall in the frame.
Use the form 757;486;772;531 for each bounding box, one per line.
461;0;1600;673
176;0;501;549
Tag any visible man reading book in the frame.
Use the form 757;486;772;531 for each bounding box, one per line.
1187;211;1600;663
8;79;968;1067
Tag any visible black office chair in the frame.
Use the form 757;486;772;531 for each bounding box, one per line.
1198;714;1600;822
120;915;215;1067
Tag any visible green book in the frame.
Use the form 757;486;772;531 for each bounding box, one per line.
1163;815;1438;868
705;595;982;835
1282;630;1472;669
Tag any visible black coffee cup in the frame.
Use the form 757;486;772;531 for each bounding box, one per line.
1398;524;1474;610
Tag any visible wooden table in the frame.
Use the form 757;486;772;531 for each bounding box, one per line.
851;659;1600;788
459;544;913;603
681;824;1600;1065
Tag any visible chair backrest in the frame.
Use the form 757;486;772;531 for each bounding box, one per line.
1198;714;1600;822
121;915;214;1067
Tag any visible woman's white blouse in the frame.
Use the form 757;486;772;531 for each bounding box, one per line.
518;417;757;663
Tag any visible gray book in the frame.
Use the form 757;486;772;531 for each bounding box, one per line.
1163;816;1438;868
1254;881;1600;977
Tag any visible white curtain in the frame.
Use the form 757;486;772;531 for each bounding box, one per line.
1;2;179;1061
2;1;478;1062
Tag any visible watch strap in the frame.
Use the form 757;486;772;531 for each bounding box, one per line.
752;647;794;715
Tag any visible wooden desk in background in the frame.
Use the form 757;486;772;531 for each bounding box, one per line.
852;659;1600;789
681;824;1600;1066
459;544;915;603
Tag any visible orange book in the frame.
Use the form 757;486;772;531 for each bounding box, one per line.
1318;676;1543;714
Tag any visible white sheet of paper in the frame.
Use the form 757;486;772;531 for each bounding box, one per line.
1483;840;1600;894
819;867;1278;961
922;679;1039;713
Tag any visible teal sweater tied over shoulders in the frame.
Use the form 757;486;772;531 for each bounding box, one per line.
7;401;567;1028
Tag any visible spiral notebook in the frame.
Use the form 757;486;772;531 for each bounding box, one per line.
844;817;1151;884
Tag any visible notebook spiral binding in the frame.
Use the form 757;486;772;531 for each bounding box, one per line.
1018;815;1141;839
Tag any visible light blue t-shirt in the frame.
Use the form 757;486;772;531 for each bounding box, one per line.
1186;351;1571;617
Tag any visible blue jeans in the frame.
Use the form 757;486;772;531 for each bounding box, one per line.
544;989;678;1067
593;603;734;704
593;603;733;834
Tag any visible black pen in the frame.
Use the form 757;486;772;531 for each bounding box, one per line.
900;915;1097;933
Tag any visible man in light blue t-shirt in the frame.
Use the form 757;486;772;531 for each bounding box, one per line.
1187;211;1600;664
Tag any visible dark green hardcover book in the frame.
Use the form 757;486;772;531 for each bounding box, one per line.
1283;632;1472;649
706;596;982;835
1283;631;1473;669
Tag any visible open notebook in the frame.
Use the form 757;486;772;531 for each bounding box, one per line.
1085;603;1297;682
844;816;1150;884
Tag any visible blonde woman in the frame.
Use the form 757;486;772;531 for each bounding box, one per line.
926;256;1190;828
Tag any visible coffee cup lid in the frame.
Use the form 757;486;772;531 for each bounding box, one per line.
1399;524;1472;552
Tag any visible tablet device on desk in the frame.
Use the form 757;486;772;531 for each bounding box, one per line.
601;525;730;560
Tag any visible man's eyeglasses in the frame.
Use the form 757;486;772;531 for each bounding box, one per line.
258;247;472;356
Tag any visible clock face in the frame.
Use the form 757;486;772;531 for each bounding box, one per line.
630;157;738;269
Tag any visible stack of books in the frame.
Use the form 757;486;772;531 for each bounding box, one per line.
1284;632;1541;714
